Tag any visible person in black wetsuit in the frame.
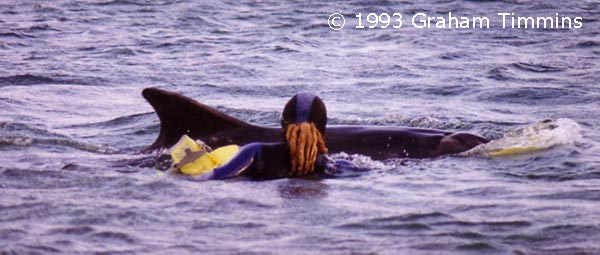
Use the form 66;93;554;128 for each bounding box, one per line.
203;92;346;180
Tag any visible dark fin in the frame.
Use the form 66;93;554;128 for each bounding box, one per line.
141;87;250;152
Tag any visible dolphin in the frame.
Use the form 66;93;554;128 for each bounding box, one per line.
141;87;489;160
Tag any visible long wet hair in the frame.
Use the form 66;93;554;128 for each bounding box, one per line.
281;93;328;177
284;122;328;176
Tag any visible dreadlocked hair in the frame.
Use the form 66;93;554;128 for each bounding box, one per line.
284;122;328;177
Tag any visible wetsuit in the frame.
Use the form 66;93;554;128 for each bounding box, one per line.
206;142;359;180
207;142;316;180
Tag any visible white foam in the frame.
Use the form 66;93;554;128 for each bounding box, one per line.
461;118;582;157
330;152;394;171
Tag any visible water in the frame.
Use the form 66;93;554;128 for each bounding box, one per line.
1;0;600;254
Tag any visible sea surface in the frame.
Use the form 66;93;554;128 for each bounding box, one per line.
1;0;600;254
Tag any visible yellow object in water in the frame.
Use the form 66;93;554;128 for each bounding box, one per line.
485;146;543;156
169;135;239;175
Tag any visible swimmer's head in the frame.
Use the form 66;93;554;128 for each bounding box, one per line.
281;92;327;134
281;93;328;177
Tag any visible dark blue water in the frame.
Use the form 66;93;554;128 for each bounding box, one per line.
1;0;600;254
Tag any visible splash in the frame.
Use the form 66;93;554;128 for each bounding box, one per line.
460;118;582;157
331;152;395;171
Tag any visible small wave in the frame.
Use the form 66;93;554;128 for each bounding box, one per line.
479;87;586;105
0;74;55;86
161;244;203;254
487;66;515;81
460;118;582;157
337;212;533;241
0;32;34;39
0;136;119;154
503;224;600;253
67;112;154;129
439;51;470;60
0;202;55;222
0;228;27;242
487;62;565;82
0;74;106;86
90;231;137;244
97;47;137;56
32;3;63;14
61;113;161;152
510;62;565;73
1;122;119;154
48;226;94;236
91;0;170;6
22;245;61;254
1;122;68;139
63;112;158;140
24;24;60;32
568;40;600;48
532;189;600;201
273;45;299;53
337;212;450;231
423;85;469;96
456;242;498;252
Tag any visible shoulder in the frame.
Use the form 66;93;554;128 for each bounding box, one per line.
243;142;290;179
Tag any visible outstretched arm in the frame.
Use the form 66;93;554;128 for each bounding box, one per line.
207;143;262;180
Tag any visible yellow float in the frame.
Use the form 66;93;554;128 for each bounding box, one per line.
169;135;239;175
